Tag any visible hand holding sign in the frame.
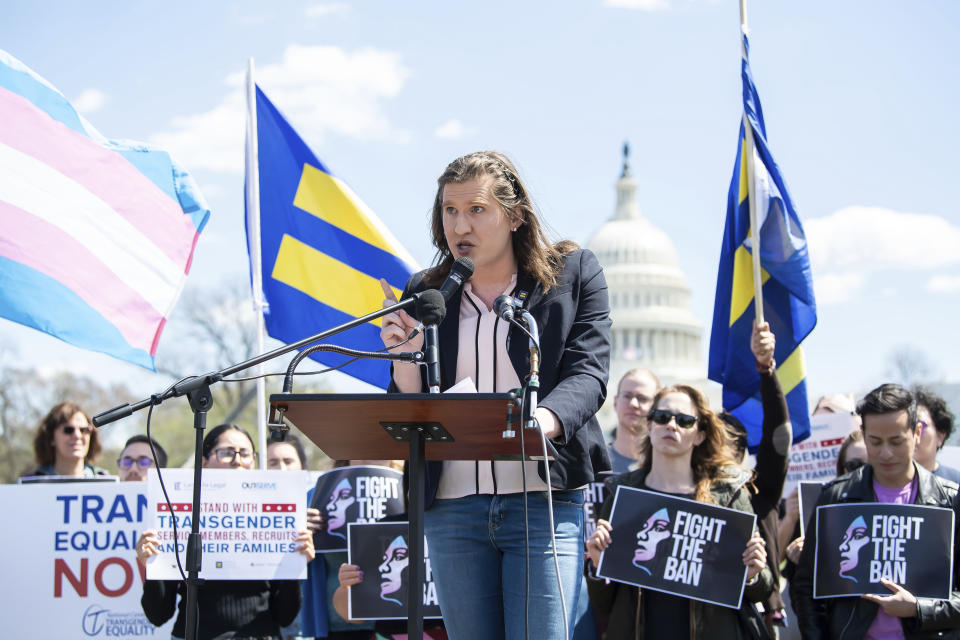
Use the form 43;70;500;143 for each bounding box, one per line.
785;536;805;564
587;518;613;568
306;507;322;533
136;529;161;566
860;577;919;618
743;531;767;582
294;529;316;562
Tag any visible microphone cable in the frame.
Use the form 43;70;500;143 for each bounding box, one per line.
506;316;569;640
144;376;192;583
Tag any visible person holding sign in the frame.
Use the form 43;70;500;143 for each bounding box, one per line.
914;387;960;485
791;384;960;639
136;424;316;640
26;401;107;478
380;151;611;639
586;384;772;638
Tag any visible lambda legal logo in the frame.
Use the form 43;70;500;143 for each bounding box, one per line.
82;604;109;636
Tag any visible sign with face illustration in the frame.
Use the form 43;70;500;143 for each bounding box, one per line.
596;486;757;609
583;471;613;542
813;503;954;599
309;466;405;553
347;521;443;620
798;481;824;537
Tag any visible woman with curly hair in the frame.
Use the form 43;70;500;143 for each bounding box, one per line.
586;384;772;638
27;401;106;478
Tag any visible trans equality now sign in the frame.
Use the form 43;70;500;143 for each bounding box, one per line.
596;486;756;609
813;503;954;599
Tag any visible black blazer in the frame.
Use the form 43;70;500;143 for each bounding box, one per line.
389;248;612;508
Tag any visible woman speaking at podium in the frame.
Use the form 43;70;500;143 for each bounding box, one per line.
379;151;611;639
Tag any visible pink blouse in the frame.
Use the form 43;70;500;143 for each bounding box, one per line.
435;275;549;498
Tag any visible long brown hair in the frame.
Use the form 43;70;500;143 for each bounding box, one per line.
424;151;576;291
33;401;101;466
637;384;740;504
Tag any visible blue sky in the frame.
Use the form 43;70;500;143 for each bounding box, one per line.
2;0;958;406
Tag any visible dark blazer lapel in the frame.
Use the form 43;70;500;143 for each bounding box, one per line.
439;288;462;390
507;272;540;378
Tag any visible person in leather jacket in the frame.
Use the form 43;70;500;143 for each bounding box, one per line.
791;383;960;639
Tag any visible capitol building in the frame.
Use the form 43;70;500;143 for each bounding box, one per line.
585;145;716;425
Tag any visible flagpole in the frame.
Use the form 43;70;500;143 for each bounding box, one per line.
739;0;765;325
245;58;269;469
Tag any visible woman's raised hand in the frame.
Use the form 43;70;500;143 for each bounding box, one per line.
379;278;422;352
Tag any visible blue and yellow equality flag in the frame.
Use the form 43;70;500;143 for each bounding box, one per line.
245;86;417;389
708;35;817;448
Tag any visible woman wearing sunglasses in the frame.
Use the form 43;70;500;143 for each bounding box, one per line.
586;385;772;638
136;424;315;640
27;401;106;478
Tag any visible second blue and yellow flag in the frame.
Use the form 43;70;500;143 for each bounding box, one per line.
246;86;417;389
709;35;817;448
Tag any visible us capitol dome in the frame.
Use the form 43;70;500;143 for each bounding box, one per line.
585;143;706;395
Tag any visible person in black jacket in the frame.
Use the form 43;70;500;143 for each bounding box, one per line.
722;321;792;633
379;151;611;639
136;424;315;640
585;384;772;638
791;384;960;639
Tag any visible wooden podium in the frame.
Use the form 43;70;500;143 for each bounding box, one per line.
269;392;550;637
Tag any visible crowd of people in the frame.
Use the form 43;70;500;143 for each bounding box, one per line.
19;150;960;639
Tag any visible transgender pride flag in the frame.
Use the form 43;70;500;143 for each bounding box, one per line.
0;50;210;370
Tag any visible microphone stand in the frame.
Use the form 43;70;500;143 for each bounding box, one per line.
518;310;541;430
92;291;434;640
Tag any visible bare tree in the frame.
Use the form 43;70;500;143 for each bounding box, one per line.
885;346;938;387
154;278;260;425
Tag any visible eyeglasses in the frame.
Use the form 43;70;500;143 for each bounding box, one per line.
117;455;154;469
213;448;254;463
843;459;865;474
648;409;699;429
61;424;93;436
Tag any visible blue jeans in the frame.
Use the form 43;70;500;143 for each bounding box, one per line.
424;490;585;640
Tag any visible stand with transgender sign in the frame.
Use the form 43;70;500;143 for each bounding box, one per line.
269;392;547;637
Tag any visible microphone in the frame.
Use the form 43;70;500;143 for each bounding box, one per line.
438;257;474;302
415;289;446;393
493;294;523;322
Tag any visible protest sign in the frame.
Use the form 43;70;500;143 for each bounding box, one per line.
0;482;175;639
813;503;954;599
145;468;307;580
310;465;404;553
596;486;756;609
346;521;442;620
783;412;858;498
583;471;613;542
798;481;823;537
